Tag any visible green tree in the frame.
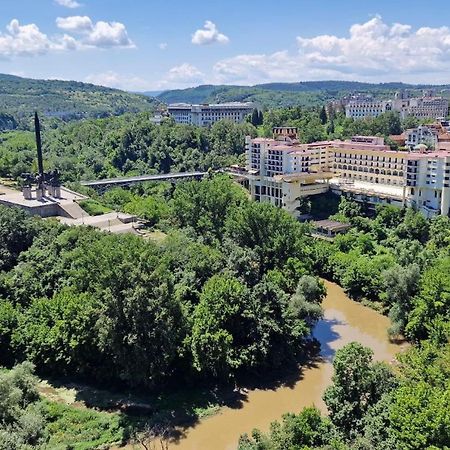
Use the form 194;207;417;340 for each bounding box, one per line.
190;274;250;377
0;300;18;365
12;290;99;376
319;106;327;125
225;201;308;276
406;258;450;343
238;407;337;450
172;175;247;240
396;208;430;244
381;264;420;337
0;362;46;449
251;109;259;126
0;206;36;271
323;342;396;438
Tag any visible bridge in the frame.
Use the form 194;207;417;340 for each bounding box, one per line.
80;171;207;191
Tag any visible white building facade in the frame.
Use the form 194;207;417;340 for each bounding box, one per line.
168;102;253;126
345;95;449;121
345;100;392;119
244;131;450;218
405;126;438;150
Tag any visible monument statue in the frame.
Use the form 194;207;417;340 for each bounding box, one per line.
20;112;62;199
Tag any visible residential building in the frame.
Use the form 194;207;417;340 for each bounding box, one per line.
168;102;253;126
405;126;438;150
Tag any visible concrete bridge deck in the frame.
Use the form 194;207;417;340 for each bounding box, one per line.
81;171;207;190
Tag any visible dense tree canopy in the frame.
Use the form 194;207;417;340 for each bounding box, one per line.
0;114;256;182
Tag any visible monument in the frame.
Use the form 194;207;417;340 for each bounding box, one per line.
20;112;62;200
0;112;86;218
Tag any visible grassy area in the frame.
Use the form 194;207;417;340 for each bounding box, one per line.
141;229;168;243
43;401;124;450
37;377;245;447
78;199;112;216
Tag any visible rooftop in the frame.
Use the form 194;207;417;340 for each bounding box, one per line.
168;102;253;109
313;220;352;232
0;186;86;208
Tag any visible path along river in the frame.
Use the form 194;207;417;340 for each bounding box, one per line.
172;280;405;450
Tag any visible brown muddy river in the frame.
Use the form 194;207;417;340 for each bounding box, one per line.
171;280;405;450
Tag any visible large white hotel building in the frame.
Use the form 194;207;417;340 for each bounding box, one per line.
168;102;253;126
345;96;449;120
243;128;450;218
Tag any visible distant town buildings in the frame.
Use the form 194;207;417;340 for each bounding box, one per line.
241;128;450;218
168;102;253;126
344;91;449;120
392;120;450;150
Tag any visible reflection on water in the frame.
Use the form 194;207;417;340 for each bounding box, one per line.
172;280;404;450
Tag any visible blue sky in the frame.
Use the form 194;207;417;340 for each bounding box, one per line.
1;0;450;91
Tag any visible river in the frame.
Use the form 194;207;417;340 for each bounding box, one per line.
171;280;405;450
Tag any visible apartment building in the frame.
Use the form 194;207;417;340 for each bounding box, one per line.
168;102;253;126
405;126;438;150
244;131;450;218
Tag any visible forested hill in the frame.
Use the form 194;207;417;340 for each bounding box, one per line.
156;80;450;108
0;73;159;124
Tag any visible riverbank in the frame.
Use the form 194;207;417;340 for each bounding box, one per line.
167;280;406;450
36;281;406;450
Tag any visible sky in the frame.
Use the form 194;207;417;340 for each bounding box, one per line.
1;0;450;92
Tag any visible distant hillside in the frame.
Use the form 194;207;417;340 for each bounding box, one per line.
0;73;159;125
157;81;450;109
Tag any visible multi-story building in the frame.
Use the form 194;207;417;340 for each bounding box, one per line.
345;100;392;119
331;136;407;187
245;128;334;214
405;126;438;150
405;151;450;215
345;94;449;121
244;130;450;218
168;102;253;126
405;97;449;120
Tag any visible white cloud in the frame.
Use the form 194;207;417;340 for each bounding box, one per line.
296;16;450;77
211;16;450;85
192;20;229;45
86;64;204;92
159;42;168;50
167;63;204;82
85;21;134;48
56;16;134;48
0;19;73;57
0;15;135;58
55;0;82;8
85;71;152;91
56;16;92;33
